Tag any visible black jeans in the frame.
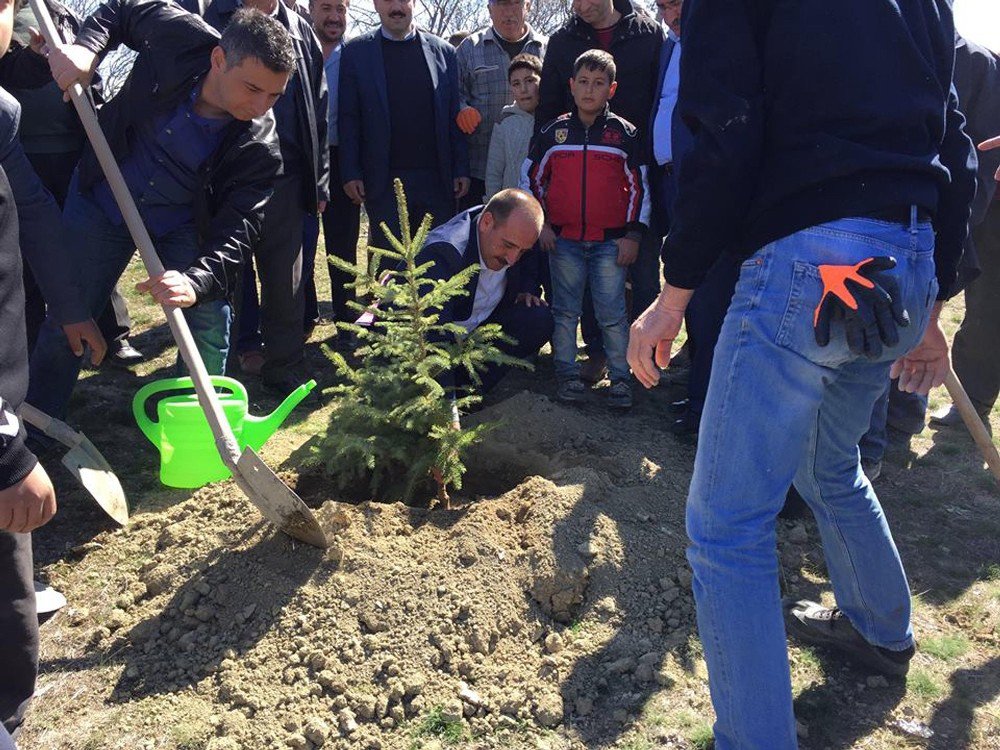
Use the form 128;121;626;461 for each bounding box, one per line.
0;531;37;737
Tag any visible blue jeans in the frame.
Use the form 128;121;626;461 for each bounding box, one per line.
549;237;629;382
687;213;937;749
28;174;231;419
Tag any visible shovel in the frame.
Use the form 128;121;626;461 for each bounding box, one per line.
944;369;1000;485
18;402;129;525
29;0;327;548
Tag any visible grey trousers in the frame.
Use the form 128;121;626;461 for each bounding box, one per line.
0;531;36;737
953;200;1000;413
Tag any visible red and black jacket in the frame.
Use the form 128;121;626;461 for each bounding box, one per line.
523;106;651;242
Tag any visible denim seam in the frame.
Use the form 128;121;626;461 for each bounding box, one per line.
803;408;878;642
697;255;768;746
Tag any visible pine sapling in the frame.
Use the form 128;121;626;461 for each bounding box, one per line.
317;180;529;506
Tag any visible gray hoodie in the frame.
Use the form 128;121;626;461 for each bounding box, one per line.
485;103;535;200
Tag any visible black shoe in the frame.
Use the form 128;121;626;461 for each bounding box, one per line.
784;599;914;676
262;369;313;398
667;397;690;415
109;339;144;368
861;459;882;482
665;413;699;438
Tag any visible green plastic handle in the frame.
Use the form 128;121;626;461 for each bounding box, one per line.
132;376;247;445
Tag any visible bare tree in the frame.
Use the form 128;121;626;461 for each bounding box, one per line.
62;0;136;96
527;0;570;34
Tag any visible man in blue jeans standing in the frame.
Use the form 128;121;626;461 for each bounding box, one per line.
28;0;293;420
628;1;976;747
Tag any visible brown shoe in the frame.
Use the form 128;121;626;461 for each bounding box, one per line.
239;350;266;376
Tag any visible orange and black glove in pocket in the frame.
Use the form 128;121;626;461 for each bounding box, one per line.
813;256;909;359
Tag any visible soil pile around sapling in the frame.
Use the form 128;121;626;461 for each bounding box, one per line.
23;391;724;749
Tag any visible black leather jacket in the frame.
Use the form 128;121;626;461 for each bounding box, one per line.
73;0;282;303
202;0;329;213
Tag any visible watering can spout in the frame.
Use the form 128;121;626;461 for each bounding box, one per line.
243;380;317;450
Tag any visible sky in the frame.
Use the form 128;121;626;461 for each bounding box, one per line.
954;0;1000;52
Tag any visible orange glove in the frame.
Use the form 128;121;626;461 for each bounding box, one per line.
813;256;909;359
456;107;482;135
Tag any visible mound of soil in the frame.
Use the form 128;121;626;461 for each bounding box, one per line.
23;392;729;749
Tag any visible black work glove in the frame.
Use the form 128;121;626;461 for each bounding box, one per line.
813;256;909;359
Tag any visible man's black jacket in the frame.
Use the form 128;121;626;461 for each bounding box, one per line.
663;0;977;300
200;0;330;213
536;0;662;147
0;167;36;490
72;0;282;303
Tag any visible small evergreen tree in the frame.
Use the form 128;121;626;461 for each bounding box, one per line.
317;180;528;507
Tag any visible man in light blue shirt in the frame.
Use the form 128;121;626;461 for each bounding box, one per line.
301;0;361;331
649;0;741;439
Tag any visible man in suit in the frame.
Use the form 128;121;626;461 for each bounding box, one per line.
416;188;551;393
200;0;329;393
300;0;360;332
338;0;470;244
649;0;739;437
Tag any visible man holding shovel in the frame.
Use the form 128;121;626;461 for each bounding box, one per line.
27;0;295;421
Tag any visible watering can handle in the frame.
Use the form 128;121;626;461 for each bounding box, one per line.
132;377;246;445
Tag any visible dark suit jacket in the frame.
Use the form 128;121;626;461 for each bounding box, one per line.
416;206;536;326
0;87;85;324
200;0;330;212
338;28;469;204
954;35;1000;288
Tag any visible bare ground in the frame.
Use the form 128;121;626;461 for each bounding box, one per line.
15;259;1000;750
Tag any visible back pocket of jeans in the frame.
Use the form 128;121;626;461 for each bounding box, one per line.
775;261;854;368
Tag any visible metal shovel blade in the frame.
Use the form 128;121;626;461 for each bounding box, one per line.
18;403;128;526
232;447;328;548
62;437;129;526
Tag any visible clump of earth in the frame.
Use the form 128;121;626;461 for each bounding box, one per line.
23;391;817;749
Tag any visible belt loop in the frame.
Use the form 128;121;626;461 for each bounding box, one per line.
909;204;918;234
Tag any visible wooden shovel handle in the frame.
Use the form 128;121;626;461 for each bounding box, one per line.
28;0;242;469
944;369;1000;484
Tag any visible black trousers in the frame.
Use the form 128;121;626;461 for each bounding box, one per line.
23;152;130;351
0;531;37;737
455;300;554;394
952;199;1000;413
684;256;741;416
235;174;307;377
302;146;362;325
365;168;454;246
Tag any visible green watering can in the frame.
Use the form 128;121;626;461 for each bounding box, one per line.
133;376;316;489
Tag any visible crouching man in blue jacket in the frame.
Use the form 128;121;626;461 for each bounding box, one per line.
415;188;552;395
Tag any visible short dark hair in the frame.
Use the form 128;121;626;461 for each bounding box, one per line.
220;8;297;74
448;30;471;47
508;53;542;82
572;49;616;83
484;188;543;226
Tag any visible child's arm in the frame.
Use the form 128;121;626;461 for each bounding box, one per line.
484;121;506;200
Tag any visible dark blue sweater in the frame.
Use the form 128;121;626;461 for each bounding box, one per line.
664;0;977;300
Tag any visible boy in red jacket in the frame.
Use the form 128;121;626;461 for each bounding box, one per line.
523;49;649;409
